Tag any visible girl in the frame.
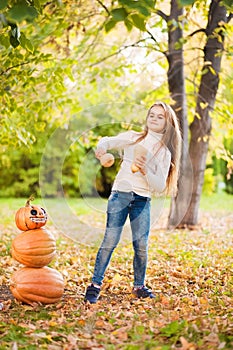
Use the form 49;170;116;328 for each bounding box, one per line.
84;102;182;303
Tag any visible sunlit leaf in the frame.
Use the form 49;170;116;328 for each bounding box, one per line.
0;0;8;10
129;13;146;31
178;0;195;5
19;32;34;53
105;19;117;32
200;102;208;109
9;34;20;48
222;0;233;10
7;3;38;23
0;34;10;48
124;17;133;31
110;8;128;22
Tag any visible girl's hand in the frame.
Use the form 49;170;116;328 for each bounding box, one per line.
139;167;147;176
134;155;147;175
95;147;106;160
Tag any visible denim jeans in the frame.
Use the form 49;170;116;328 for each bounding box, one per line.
92;191;151;287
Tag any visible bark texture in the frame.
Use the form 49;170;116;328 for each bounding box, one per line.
166;0;191;227
168;0;227;227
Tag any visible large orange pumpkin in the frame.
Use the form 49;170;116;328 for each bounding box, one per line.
10;266;64;305
11;228;56;267
15;196;47;231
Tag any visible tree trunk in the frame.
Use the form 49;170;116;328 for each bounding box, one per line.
166;0;192;227
182;0;227;225
168;0;227;227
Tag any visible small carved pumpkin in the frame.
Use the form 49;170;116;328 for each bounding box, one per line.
15;196;47;231
11;228;56;268
10;266;64;305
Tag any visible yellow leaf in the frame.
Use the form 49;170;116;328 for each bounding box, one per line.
46;335;53;342
209;66;216;75
199;297;209;305
200;102;208;109
195;112;201;119
112;273;121;281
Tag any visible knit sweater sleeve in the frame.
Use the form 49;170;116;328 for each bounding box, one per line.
146;148;171;193
96;130;139;151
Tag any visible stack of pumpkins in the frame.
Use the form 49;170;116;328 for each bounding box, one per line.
10;197;64;305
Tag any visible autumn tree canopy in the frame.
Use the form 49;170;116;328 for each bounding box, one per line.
0;0;232;226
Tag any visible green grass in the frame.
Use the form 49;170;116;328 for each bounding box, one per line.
0;191;232;222
199;191;233;212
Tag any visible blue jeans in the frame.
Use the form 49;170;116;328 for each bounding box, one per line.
92;191;151;287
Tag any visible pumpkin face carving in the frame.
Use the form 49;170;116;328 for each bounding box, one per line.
15;197;47;231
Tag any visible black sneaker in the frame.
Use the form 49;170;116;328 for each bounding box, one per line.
84;284;100;304
132;286;155;299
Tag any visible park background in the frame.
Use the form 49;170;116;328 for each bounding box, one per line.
0;0;233;349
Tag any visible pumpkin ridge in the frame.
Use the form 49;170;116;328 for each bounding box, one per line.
24;211;29;230
12;252;56;261
10;267;64;305
13;249;56;256
19;294;61;304
24;210;31;230
12;250;56;257
13;245;56;252
18;281;63;292
11;252;56;267
12;249;56;257
17;284;64;293
10;288;31;304
13;238;56;247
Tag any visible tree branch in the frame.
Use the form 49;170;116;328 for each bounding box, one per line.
155;9;168;22
227;13;233;23
89;38;164;67
0;61;31;76
0;56;53;76
146;29;167;57
96;0;110;15
146;29;159;45
188;28;207;37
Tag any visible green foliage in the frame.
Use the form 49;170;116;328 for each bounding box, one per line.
0;0;43;50
222;136;233;194
7;1;39;23
0;117;137;198
0;0;232;201
178;0;233;9
179;0;195;5
222;0;233;10
202;168;217;195
105;0;155;32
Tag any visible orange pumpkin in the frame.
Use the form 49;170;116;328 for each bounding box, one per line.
100;153;115;167
10;266;64;305
15;196;47;231
11;228;56;267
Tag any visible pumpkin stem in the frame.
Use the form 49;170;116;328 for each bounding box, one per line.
25;195;35;207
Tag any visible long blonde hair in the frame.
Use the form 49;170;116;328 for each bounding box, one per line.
135;102;182;195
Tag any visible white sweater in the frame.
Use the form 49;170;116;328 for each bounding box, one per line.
97;130;171;197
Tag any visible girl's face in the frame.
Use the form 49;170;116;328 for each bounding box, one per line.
146;105;166;133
